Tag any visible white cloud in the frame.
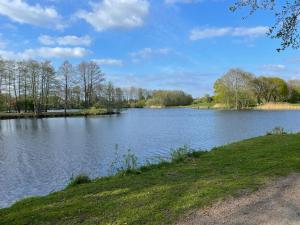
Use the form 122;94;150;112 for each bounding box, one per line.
165;0;201;4
260;64;286;72
0;47;89;60
130;48;171;58
190;26;268;40
93;58;123;66
39;35;92;46
77;0;149;32
0;0;64;29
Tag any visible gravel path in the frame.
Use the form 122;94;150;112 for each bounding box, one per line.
176;173;300;225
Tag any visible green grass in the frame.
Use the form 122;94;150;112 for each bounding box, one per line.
1;134;300;225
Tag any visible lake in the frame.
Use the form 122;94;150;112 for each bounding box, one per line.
1;108;300;208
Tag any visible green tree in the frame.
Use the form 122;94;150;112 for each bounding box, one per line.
252;76;288;103
146;90;193;107
288;80;300;103
214;69;255;109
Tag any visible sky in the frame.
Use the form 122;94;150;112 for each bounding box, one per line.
0;0;300;97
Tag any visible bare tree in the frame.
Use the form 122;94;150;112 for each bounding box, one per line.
59;60;73;116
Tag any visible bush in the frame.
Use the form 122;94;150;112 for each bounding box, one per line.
68;174;91;187
146;90;193;107
266;127;287;135
130;100;146;108
110;146;139;175
84;107;107;115
170;145;193;162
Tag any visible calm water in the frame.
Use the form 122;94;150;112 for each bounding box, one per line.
1;108;300;208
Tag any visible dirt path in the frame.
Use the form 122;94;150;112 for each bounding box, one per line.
176;173;300;225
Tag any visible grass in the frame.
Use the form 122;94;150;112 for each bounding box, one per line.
255;102;300;110
1;133;300;225
0;108;117;120
186;102;300;110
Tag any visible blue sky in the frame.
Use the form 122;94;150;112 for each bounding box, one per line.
0;0;300;96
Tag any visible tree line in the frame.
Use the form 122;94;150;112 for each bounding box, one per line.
0;58;194;114
213;68;300;109
0;58;132;114
120;89;193;108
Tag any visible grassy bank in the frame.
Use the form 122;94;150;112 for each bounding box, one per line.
1;134;300;225
0;108;118;120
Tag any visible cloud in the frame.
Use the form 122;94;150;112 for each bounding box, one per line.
130;48;171;58
260;64;286;72
39;35;92;46
93;58;123;66
0;0;64;29
0;47;89;60
190;26;268;40
165;0;202;4
77;0;149;32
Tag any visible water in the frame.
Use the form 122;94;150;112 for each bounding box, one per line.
1;108;300;208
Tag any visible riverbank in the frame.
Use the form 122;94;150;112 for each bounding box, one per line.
1;133;300;225
255;102;300;110
0;109;119;120
184;102;300;110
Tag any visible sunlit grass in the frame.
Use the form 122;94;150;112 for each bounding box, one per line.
256;102;300;110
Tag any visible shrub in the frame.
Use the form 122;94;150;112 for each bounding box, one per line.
146;90;193;107
68;174;91;187
130;100;146;108
84;107;106;115
170;145;193;162
266;126;287;135
110;146;139;175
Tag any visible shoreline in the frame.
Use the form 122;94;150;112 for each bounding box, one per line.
0;111;120;120
1;133;299;224
186;102;300;111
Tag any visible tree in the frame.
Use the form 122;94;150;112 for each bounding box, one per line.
252;76;288;103
287;79;300;103
146;90;193;107
87;61;104;107
104;82;115;113
231;0;300;51
78;61;89;108
59;60;73;116
40;61;56;112
214;69;255;109
78;61;104;108
115;87;124;113
28;60;41;114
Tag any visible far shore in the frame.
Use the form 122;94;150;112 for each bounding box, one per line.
2;102;300;120
0;110;119;120
185;102;300;110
